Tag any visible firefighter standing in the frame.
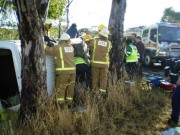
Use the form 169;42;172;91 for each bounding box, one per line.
90;28;112;95
125;38;139;80
45;33;76;106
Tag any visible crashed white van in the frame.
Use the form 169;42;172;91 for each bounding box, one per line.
0;40;55;112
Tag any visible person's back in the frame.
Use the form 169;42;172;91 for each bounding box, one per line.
66;23;79;38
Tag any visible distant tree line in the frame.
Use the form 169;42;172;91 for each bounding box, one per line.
161;7;180;23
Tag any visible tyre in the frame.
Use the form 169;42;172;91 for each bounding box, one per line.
144;53;152;66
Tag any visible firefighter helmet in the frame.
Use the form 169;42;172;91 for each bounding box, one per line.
99;28;109;38
98;24;106;31
83;34;92;42
60;33;70;41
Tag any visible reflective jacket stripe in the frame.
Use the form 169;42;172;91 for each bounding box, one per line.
99;89;106;93
66;97;73;100
56;68;75;71
92;40;97;62
59;47;64;68
56;98;65;102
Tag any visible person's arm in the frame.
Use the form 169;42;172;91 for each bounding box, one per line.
45;46;56;56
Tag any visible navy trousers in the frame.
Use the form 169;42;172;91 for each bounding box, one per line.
171;85;180;121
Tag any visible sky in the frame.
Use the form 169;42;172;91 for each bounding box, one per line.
69;0;180;30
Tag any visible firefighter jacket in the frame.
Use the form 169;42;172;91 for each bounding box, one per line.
45;41;76;74
125;43;139;63
90;38;112;68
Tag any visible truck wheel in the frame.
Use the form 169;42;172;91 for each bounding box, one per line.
144;53;152;66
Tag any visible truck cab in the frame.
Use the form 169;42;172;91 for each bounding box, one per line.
142;22;180;66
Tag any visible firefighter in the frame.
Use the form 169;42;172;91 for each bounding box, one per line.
125;38;139;80
45;33;76;107
90;28;112;95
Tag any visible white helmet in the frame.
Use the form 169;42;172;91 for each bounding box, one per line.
60;33;70;40
99;28;109;38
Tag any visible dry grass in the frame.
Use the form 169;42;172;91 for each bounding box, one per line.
0;80;175;135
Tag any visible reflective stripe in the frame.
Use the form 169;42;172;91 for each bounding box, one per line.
92;61;109;64
59;47;64;68
92;40;97;62
56;68;75;71
164;90;173;92
99;89;106;93
92;40;110;65
66;97;73;100
56;98;65;102
126;60;138;62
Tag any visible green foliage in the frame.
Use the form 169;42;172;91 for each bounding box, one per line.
0;28;19;40
161;7;180;23
0;0;67;27
0;0;16;27
48;0;67;19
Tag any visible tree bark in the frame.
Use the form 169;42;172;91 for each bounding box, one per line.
108;0;126;80
13;0;49;120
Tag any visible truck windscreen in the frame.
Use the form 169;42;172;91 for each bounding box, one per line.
158;26;180;42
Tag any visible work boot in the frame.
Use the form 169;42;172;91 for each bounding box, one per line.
168;118;178;127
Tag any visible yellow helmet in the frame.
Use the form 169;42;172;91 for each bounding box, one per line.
83;34;92;42
98;24;106;31
44;23;52;31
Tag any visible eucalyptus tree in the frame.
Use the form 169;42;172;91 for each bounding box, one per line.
108;0;126;80
11;0;66;121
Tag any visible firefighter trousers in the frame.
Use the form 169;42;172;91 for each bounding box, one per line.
91;66;108;93
55;73;76;103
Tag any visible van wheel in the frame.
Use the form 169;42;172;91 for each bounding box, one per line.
144;53;152;66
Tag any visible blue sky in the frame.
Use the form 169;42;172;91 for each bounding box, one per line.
69;0;180;30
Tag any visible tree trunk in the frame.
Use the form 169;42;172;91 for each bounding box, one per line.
13;0;49;120
108;0;126;80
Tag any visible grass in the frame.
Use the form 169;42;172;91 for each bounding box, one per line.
0;79;176;135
